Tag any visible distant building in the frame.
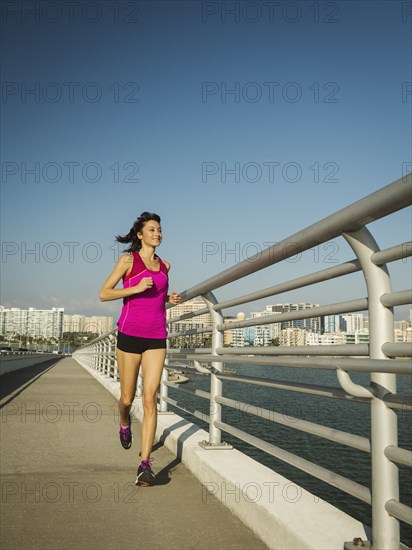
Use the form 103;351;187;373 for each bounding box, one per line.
250;309;281;346
322;315;345;333
395;320;408;332
167;300;212;347
266;303;321;333
344;330;370;344
280;327;307;346
306;332;346;345
0;306;64;339
64;314;113;335
394;328;412;343
223;313;246;347
342;314;367;333
63;314;84;333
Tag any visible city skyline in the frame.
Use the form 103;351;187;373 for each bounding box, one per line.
2;303;410;339
0;305;113;336
0;298;412;328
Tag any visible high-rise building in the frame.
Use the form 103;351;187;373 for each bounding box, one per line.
266;303;320;332
223;313;246;347
0;306;64;339
322;315;345;333
64;315;113;335
63;315;84;333
280;327;307;346
342;314;367;333
167;300;213;347
250;309;281;345
225;312;246;347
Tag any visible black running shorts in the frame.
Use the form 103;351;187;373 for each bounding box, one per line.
116;331;167;354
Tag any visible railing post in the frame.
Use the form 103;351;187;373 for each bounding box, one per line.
95;343;100;371
344;228;399;550
107;338;112;376
112;333;118;381
107;333;113;378
158;339;170;413
199;291;232;449
103;339;108;375
101;341;106;374
96;342;101;372
137;370;143;397
100;341;104;372
113;349;118;381
92;343;97;370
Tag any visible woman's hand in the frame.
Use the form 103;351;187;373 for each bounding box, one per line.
168;291;182;305
133;277;153;293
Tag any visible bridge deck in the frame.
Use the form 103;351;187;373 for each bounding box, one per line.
0;357;267;549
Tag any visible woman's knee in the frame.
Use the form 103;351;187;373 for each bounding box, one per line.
119;395;134;409
142;392;157;414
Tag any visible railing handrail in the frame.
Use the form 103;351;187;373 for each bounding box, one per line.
74;174;412;549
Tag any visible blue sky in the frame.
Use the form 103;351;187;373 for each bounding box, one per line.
1;0;411;322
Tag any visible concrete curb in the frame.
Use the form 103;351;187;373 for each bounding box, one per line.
73;357;370;550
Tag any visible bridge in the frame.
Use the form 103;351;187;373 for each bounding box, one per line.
1;174;411;549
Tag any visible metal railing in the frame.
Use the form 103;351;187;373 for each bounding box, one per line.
74;174;412;549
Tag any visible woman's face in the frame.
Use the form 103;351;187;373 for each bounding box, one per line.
138;220;162;247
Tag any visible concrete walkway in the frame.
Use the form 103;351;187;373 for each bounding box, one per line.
0;357;267;550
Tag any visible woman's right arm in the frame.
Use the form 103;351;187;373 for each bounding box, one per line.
99;254;140;302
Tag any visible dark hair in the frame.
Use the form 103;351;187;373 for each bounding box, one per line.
115;211;161;253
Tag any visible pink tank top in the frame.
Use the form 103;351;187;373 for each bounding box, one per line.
117;251;169;338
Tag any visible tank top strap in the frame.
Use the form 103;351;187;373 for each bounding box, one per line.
127;251;146;278
157;255;169;276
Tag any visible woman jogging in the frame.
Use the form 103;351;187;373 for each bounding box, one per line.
99;212;181;486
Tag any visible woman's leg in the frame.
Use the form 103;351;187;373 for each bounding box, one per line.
116;347;142;426
140;348;167;460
